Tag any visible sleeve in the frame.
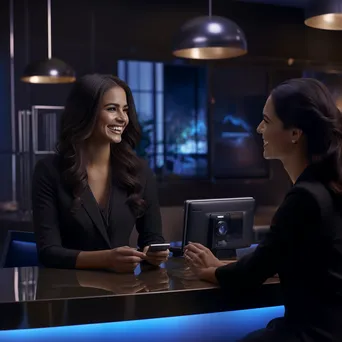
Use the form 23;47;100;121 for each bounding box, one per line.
32;159;81;268
215;189;320;290
135;164;165;249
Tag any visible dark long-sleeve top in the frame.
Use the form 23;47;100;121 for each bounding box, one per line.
215;166;342;340
32;155;165;269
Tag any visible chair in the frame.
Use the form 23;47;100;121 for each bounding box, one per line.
0;230;39;268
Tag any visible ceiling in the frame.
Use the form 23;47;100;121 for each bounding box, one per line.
238;0;310;8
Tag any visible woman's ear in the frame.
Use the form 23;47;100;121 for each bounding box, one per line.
291;128;303;144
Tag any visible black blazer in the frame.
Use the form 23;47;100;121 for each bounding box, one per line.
32;155;165;269
216;166;342;341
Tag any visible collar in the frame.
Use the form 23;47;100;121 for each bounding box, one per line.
294;164;317;186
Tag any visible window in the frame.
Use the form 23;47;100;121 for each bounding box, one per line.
211;66;269;178
118;60;208;178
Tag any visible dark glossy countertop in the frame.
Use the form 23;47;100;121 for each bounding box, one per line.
0;258;282;330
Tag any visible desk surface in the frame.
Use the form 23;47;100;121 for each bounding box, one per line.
0;258;282;330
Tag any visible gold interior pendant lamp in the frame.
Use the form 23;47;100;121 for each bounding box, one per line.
172;0;247;60
305;0;342;30
21;0;76;84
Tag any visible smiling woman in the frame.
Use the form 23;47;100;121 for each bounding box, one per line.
93;87;129;144
185;78;342;341
31;74;167;272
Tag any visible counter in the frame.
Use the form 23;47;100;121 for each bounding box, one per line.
0;258;284;341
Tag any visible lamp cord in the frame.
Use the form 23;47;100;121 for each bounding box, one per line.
47;0;52;59
209;0;212;17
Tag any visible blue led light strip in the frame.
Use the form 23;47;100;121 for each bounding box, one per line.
0;305;284;342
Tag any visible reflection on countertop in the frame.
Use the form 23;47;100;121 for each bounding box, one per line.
0;258;281;331
0;258;221;304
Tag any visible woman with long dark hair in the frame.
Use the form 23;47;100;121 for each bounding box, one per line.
32;74;168;272
184;78;342;341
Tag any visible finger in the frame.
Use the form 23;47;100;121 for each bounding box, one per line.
146;253;168;260
130;280;145;289
134;285;148;293
189;242;208;251
148;257;167;264
120;248;146;258
184;256;201;269
146;258;167;264
186;250;202;262
187;248;206;261
122;256;143;264
146;250;169;257
146;255;168;261
146;252;169;259
185;243;203;254
184;253;195;264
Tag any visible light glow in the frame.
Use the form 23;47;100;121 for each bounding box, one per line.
0;306;284;342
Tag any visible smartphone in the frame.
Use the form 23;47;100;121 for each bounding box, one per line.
147;243;170;253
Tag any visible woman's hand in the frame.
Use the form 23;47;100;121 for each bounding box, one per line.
184;243;224;283
184;242;223;268
143;246;169;267
77;270;147;294
138;267;170;291
107;246;146;273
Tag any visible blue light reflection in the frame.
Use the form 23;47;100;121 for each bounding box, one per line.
0;306;284;342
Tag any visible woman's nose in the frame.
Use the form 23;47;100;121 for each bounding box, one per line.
256;122;263;134
115;113;127;123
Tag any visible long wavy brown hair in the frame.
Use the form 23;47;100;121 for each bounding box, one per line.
56;74;146;216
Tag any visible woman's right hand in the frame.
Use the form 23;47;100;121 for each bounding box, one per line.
107;246;146;273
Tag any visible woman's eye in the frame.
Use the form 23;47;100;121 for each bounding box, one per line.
107;107;116;112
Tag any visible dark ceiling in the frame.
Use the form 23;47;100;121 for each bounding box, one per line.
238;0;309;8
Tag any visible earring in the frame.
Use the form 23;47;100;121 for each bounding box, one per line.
292;140;297;144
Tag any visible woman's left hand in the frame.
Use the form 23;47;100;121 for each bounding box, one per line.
143;246;169;267
184;243;223;283
184;242;223;269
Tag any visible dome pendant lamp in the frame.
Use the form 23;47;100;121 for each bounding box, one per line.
172;0;247;60
21;0;76;84
305;0;342;30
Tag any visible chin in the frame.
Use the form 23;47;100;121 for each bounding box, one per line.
263;152;275;160
110;136;122;144
264;152;283;161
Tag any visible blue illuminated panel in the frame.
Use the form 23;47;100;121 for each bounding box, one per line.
0;306;284;342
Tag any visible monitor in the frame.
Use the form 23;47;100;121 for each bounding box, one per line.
182;197;255;259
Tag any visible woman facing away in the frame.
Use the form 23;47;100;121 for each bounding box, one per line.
32;74;168;272
185;78;342;341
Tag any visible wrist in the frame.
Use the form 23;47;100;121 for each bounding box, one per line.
104;249;114;269
214;259;225;267
200;267;218;284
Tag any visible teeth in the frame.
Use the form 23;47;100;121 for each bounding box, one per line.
109;126;123;133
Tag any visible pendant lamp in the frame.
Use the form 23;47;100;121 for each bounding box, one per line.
172;0;247;60
21;0;76;84
305;0;342;30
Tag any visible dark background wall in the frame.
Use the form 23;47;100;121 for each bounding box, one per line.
1;0;342;211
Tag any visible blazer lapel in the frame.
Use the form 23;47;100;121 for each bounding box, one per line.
108;182;129;235
80;186;111;248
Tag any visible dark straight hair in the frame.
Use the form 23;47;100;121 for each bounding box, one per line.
271;78;342;193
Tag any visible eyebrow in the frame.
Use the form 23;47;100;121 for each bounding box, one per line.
263;114;271;122
105;103;128;108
